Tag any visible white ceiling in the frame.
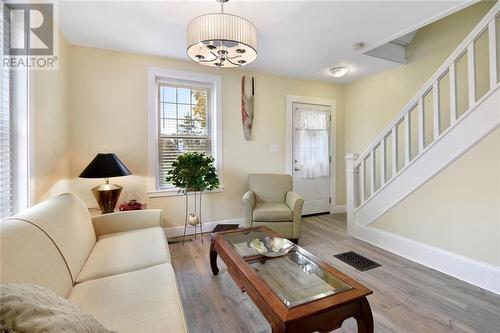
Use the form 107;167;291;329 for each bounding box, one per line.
58;0;473;84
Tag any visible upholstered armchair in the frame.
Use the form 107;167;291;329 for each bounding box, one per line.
242;174;304;242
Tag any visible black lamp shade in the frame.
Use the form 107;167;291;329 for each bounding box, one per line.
79;153;131;179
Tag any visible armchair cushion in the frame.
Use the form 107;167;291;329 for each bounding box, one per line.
249;174;292;203
253;203;293;222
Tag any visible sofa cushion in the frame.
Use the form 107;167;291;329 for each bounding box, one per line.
69;264;187;333
76;227;170;283
11;193;96;283
92;209;162;237
0;220;74;298
0;283;111;333
253;203;293;222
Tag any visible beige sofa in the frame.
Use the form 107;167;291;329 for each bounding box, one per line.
0;193;187;333
242;174;304;241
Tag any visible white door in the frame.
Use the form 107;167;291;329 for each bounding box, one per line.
292;102;331;215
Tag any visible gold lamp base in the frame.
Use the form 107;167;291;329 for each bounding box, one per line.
92;181;122;214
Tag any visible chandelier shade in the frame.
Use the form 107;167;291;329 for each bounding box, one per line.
187;12;257;68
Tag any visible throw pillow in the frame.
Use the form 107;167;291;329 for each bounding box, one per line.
0;283;112;333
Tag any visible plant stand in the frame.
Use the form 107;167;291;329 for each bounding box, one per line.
183;191;203;245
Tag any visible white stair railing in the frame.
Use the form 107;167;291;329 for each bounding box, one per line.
350;2;500;211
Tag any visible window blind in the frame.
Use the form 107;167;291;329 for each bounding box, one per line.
157;83;212;190
0;12;13;219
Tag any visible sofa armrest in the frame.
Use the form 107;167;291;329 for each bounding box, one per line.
92;209;162;237
241;191;255;227
285;191;304;239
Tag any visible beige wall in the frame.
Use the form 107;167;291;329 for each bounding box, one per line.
372;128;500;266
67;45;345;228
31;1;497;246
32;32;70;202
344;1;494;155
344;1;499;267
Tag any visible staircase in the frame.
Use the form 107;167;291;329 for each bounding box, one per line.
345;2;500;293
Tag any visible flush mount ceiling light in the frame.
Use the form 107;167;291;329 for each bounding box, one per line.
186;0;257;68
328;66;350;78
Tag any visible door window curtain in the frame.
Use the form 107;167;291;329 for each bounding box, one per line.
294;106;329;179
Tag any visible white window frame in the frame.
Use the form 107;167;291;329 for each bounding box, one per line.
147;67;223;197
0;67;32;217
0;7;33;218
12;64;32;212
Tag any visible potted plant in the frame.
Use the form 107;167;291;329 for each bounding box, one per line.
166;152;219;193
166;152;219;242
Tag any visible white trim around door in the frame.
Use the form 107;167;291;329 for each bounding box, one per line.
286;95;337;214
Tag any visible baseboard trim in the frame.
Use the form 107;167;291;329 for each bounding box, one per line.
164;218;244;238
333;205;346;213
354;224;500;295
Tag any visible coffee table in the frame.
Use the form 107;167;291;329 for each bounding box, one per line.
209;226;374;333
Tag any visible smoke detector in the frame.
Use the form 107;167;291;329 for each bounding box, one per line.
352;42;365;51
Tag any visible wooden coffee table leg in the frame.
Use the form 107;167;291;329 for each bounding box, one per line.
354;297;374;333
270;322;285;333
209;238;219;275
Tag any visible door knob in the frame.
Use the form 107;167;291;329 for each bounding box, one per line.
294;167;300;171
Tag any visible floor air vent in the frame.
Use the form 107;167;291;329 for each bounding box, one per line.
334;251;381;271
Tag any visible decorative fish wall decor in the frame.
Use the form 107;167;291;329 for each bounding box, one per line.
241;76;255;140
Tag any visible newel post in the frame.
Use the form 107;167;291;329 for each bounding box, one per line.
345;153;359;236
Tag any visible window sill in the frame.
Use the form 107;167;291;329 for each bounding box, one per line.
147;185;225;198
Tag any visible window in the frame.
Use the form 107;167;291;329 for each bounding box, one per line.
0;54;13;218
158;83;211;189
148;68;222;194
0;9;30;218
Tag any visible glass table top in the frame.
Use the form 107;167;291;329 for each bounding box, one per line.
250;252;353;308
250;252;352;308
222;229;353;307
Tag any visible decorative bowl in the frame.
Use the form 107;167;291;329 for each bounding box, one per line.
249;236;295;257
119;199;144;211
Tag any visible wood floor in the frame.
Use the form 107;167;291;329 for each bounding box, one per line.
168;214;500;333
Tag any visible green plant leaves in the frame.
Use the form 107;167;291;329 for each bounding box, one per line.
165;152;220;193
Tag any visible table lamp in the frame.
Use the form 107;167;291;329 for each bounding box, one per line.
79;153;131;214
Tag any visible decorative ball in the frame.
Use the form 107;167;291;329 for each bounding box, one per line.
188;213;200;226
